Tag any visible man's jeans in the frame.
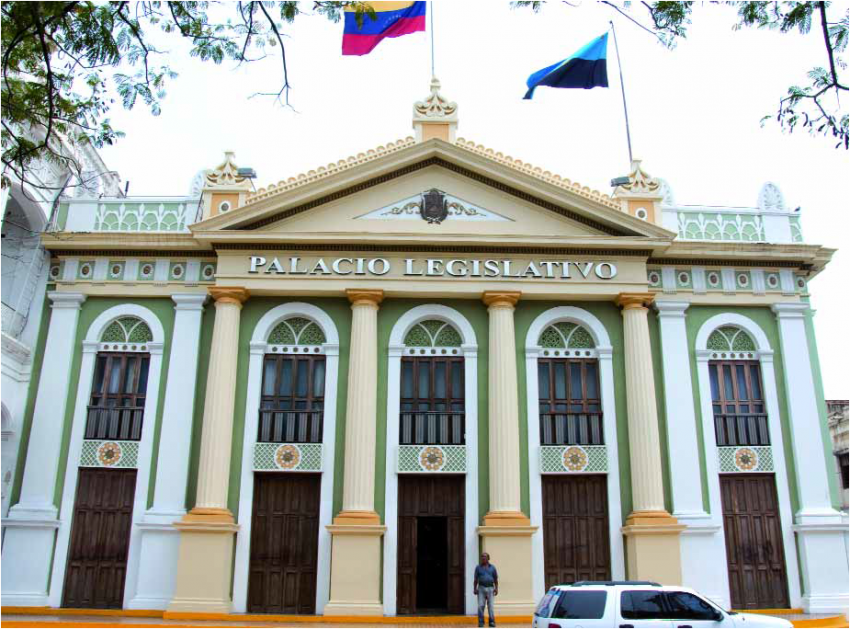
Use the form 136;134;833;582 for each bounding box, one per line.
477;586;495;627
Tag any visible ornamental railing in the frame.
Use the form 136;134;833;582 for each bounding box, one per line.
257;410;323;444
714;413;770;447
661;205;803;244
60;198;200;233
399;411;465;446
85;406;145;441
539;413;604;446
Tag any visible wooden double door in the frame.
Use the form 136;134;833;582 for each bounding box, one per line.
397;475;465;615
248;473;321;614
720;474;789;609
541;475;610;589
63;468;137;609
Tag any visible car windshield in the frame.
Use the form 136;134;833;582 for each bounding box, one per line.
702;594;736;615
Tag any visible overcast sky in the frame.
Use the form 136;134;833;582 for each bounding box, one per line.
96;1;848;398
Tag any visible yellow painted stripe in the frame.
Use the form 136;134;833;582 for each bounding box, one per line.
2;607;163;617
344;2;416;13
732;608;805;614
2;623;180;629
791;617;848;629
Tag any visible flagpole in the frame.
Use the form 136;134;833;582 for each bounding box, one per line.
609;20;634;165
430;1;436;77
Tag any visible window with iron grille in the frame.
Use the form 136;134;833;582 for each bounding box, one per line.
86;353;150;441
709;360;770;446
537;358;603;445
258;355;325;443
400;356;465;445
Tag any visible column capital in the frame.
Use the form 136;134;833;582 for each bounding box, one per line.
616;292;654;310
47;291;86;309
482;291;521;308
208;286;249;305
654;300;689;316
346;288;384;306
172;293;208;310
771;302;809;319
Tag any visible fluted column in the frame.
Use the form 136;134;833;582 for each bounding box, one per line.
325;289;385;616
336;289;383;523
617;292;683;585
168;287;248;614
482;291;526;522
619;293;667;515
194;287;248;515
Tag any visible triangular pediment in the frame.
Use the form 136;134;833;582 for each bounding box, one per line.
191;138;675;246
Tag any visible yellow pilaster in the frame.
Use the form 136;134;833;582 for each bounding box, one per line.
616;292;685;585
168;287;249;614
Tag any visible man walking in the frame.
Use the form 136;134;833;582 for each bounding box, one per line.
473;552;498;627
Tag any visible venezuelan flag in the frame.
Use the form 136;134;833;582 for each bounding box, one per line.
342;1;426;56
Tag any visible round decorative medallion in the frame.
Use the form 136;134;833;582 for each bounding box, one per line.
737;273;749;287
648;271;660;286
420;446;445;471
171;264;185;279
110;264;123;278
734;447;758;471
202;264;215;280
563;446;588;472
796;278;805;289
707;272;720;287
97;441;122;466
678;272;689;284
275;444;300;470
767;274;779;288
50;265;60;279
141;264;154;278
79;264;92;278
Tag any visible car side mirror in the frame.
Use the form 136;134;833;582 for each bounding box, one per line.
712;610;724;621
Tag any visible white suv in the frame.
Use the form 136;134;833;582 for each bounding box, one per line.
532;581;793;628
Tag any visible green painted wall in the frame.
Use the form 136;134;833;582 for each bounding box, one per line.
514;301;633;523
53;298;175;509
799;303;841;509
185;305;216;510
684;306;800;514
224;298;351;517
374;299;490;522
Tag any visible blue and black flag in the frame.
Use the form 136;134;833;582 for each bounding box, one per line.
524;33;609;99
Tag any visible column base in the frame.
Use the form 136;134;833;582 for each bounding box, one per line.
478;518;538;616
325;523;386;616
622;511;685;585
166;511;239;614
0;518;58;607
794;514;849;614
332;509;381;525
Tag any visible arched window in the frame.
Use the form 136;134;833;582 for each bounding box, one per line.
536;323;602;445
258;317;327;444
86;317;152;442
400;319;464;445
706;327;768;446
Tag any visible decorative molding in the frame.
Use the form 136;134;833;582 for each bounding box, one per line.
204;152;252;191
253;443;323;472
717;446;773;473
613;159;661;196
397;445;466;473
413;77;458;121
357;193;511;222
539;445;608;473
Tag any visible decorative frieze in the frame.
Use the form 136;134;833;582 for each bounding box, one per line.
253;443;323;472
717;446;774;473
646;265;808;296
397;445;466;474
80;439;140;469
50;256;216;285
539;445;608;474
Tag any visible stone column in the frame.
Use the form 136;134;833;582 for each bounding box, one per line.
325;289;386;616
133;295;206;609
772;303;847;612
1;292;85;606
168;287;248;614
477;291;537;616
617;293;684;585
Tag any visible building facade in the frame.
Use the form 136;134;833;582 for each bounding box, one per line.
827;400;848;510
2;81;848;616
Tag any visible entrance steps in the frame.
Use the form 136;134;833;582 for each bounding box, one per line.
2;607;847;628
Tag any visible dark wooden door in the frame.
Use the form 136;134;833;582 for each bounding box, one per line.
397;475;464;615
62;468;136;609
541;475;610;589
248;473;320;614
720;474;789;609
